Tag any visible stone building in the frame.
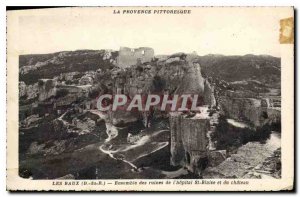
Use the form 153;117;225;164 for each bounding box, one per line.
117;47;154;68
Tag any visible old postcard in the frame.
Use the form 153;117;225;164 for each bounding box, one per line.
6;7;294;191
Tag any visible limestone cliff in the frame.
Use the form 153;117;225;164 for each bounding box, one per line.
170;113;209;175
219;93;281;127
101;52;216;145
38;79;57;101
19;81;39;100
204;80;216;106
174;62;205;95
19;81;27;97
112;53;215;106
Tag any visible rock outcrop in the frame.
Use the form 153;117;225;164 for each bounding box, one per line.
112;53;215;106
59;72;80;82
219;90;281;127
18;49;282;179
79;76;93;85
27;140;68;156
170;113;209;175
102;53;216;144
104;122;119;141
207;150;226;167
26;83;39;99
204;80;216;106
19;81;27;97
174;62;205;95
20;50;118;85
19;81;39;99
38;79;57;101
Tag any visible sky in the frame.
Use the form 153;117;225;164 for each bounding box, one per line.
12;7;293;57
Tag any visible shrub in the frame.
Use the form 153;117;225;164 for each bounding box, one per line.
89;88;100;99
65;80;72;85
45;80;54;92
212;115;272;150
152;76;166;92
55;89;69;98
38;80;44;86
136;65;143;72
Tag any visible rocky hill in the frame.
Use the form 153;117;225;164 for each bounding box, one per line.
18;48;281;179
19;50;118;85
195;54;280;87
20;50;280;86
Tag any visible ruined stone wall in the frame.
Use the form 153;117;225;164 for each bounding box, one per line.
117;47;154;67
170;114;209;173
219;96;275;127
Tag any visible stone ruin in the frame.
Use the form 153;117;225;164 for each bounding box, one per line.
170;114;209;176
117;47;154;68
103;51;217;175
219;90;281;127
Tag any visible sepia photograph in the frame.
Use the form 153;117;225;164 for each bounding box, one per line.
6;6;294;191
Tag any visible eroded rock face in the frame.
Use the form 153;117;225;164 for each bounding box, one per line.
105;122;119;141
20;114;41;128
266;108;281;125
19;81;39;99
204;80;216;106
27;140;68;156
208;150;226;167
79;76;93;85
112;55;215;105
221;97;260;125
100;53;215;141
170;113;209;175
72;118;96;135
27;83;39;99
19;81;27;97
108;110;140;126
59;72;80;81
218;90;281;127
173;62;205;95
219;96;281;127
102;54;216;171
38;79;57;101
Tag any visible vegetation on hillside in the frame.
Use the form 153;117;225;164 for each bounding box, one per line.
211;115;275;151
